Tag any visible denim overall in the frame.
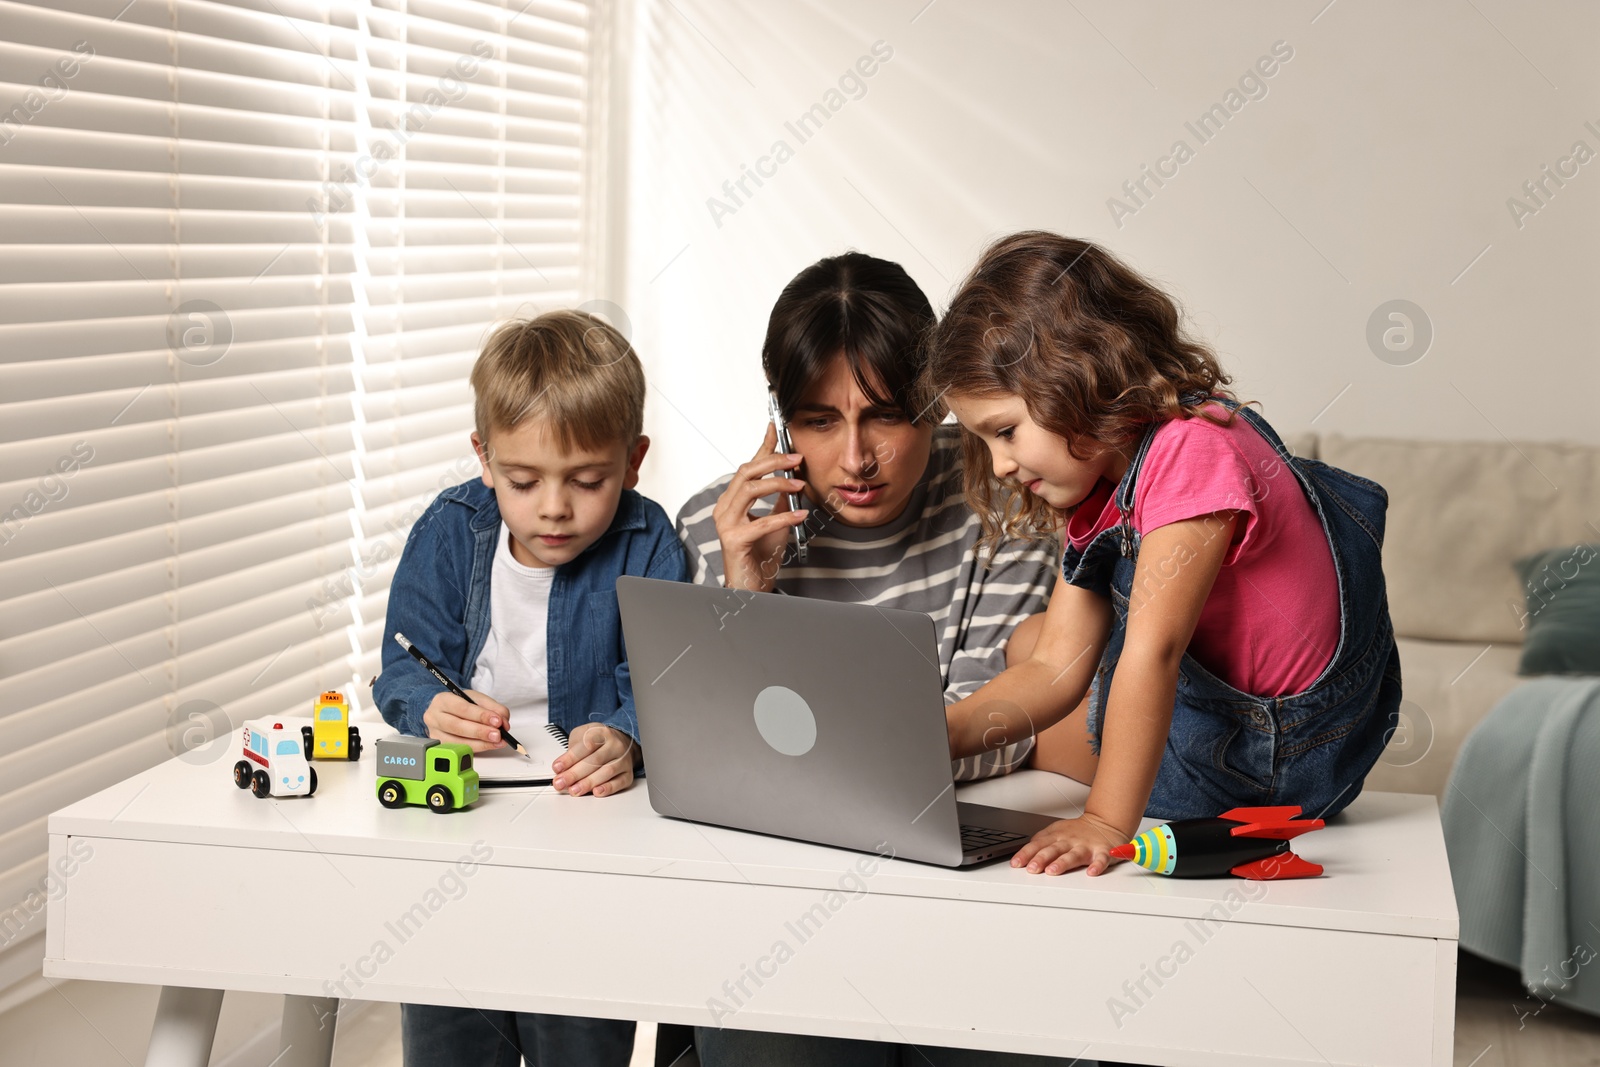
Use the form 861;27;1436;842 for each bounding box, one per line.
1064;397;1402;821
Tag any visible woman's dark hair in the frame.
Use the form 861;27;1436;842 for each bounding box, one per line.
921;231;1235;551
763;252;936;420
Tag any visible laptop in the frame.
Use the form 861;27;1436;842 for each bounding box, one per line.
616;576;1059;867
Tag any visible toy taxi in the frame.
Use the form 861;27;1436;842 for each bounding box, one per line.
233;719;316;798
303;690;362;761
374;736;479;812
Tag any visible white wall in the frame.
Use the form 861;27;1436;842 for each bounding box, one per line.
616;0;1600;518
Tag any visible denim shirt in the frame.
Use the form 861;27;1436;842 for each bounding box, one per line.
374;478;689;743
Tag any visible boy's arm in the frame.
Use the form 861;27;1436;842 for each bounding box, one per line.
945;535;1059;780
372;506;470;737
548;511;689;798
603;530;691;744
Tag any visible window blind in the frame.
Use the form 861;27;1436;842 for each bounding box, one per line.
0;0;598;1003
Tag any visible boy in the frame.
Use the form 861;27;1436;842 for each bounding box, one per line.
374;309;687;1066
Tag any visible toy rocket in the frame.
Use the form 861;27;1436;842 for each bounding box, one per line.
1110;806;1325;879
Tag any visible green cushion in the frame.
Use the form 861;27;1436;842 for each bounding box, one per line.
1515;544;1600;675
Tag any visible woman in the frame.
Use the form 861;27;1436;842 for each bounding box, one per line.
675;253;1056;768
668;252;1075;1067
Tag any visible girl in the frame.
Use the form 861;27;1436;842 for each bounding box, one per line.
925;231;1401;878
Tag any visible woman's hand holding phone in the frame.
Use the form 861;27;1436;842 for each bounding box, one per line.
712;422;810;592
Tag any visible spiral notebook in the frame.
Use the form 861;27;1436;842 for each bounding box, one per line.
474;722;569;787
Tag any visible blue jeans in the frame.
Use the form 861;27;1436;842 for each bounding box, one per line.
694;1027;1093;1066
402;1003;635;1067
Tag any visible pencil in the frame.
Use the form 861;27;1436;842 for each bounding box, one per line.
393;632;531;760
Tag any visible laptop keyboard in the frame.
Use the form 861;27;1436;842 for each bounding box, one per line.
959;824;1027;853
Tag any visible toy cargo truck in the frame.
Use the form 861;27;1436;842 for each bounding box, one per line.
374;735;479;812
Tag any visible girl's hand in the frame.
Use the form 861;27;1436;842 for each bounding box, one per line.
551;724;638;797
713;423;810;592
423;689;511;753
1011;813;1133;876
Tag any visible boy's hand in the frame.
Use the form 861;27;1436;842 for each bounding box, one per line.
552;723;637;797
1011;813;1133;877
422;689;511;753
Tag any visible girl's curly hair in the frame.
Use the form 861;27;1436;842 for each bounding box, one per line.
919;232;1235;553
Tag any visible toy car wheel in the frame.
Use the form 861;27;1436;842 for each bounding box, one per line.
426;784;452;812
233;761;253;789
307;767;317;795
378;780;406;809
301;725;314;761
251;770;271;798
348;728;362;761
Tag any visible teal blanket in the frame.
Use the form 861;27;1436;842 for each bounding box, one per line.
1442;676;1600;1017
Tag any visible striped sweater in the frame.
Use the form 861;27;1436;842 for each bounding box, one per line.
673;424;1059;780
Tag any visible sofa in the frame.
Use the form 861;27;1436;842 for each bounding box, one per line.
1281;432;1600;800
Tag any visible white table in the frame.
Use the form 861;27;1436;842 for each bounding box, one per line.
45;740;1457;1067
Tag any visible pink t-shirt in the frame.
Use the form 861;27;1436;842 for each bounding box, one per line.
1065;406;1339;697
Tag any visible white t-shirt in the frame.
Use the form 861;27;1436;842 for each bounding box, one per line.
469;522;554;742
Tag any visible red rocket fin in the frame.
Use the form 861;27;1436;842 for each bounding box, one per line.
1230;851;1324;880
1230;818;1324;840
1221;805;1324;840
1221;805;1304;822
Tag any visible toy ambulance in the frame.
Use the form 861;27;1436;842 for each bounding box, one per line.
233;719;316;798
302;690;362;761
374;736;479;812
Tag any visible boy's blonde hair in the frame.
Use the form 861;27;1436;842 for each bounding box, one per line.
470;309;645;453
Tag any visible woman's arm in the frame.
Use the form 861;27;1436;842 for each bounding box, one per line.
1013;511;1240;875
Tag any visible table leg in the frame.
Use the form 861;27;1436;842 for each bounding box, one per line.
277;994;340;1067
143;986;223;1067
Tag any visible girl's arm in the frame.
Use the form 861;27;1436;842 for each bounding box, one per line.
945;536;1063;780
1015;510;1241;876
945;576;1113;761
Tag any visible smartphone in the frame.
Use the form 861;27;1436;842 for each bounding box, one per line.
767;389;809;563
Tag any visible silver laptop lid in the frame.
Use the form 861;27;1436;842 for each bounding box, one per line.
617;577;965;866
